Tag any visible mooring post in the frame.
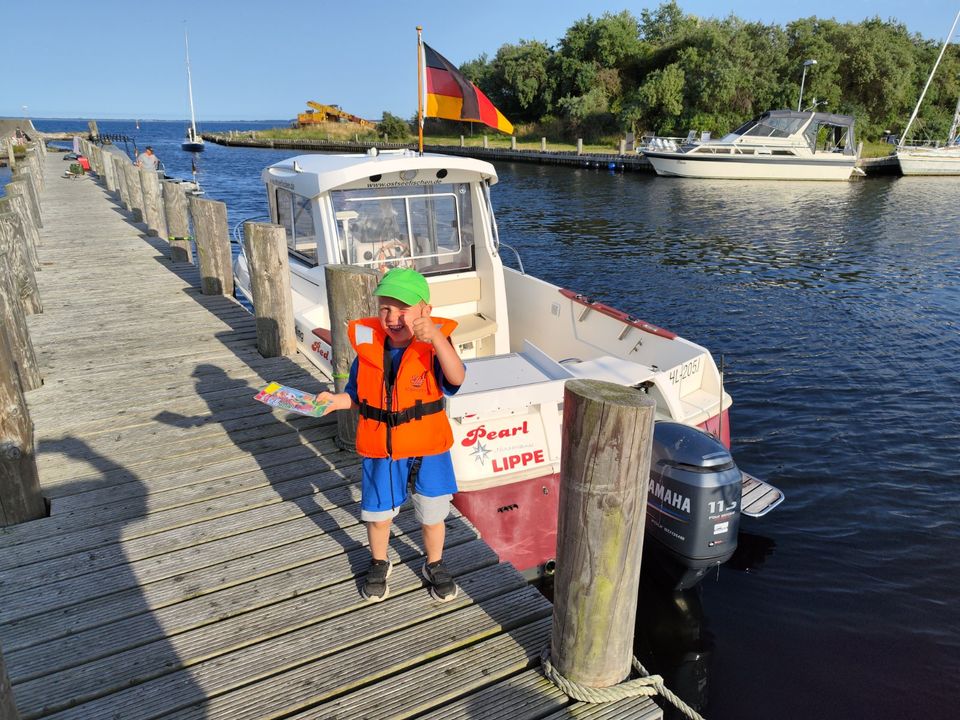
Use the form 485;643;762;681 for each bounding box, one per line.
2;188;40;271
6;177;41;232
123;162;144;223
0;209;42;315
324;264;379;451
138;167;167;239
243;222;296;357
551;379;655;687
161;181;193;263
0;320;45;526
5;140;15;171
0;641;20;720
100;149;117;193
0;249;40;391
113;156;129;206
188;195;234;296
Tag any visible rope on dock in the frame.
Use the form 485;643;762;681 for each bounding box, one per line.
540;645;706;720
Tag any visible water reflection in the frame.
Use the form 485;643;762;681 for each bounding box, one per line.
634;532;776;718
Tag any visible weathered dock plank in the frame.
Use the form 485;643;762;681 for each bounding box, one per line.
0;149;661;720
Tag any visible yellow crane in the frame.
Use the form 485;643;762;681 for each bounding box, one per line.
298;102;375;128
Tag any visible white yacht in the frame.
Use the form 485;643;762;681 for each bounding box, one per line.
642;110;860;180
895;10;960;176
234;149;783;580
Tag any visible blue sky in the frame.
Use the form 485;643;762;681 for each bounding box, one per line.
6;0;957;121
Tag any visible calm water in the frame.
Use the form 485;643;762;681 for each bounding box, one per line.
36;120;960;719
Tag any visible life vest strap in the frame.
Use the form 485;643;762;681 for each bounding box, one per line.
358;398;446;427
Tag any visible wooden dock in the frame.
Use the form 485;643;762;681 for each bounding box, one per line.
0;149;662;719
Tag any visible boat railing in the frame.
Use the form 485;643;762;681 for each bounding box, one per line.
231;215;271;245
498;242;525;274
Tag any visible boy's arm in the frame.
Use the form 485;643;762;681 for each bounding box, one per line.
432;334;465;386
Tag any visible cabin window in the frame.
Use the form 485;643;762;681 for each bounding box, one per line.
275;188;318;264
330;183;474;275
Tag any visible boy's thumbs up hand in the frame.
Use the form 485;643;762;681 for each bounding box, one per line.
412;315;440;344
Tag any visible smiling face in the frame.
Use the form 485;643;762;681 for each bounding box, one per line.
377;296;429;347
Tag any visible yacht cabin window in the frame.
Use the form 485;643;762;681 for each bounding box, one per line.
733;115;807;139
330;183;474;276
275;188;319;264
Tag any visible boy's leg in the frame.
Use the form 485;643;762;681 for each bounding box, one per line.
421;521;445;564
366;519;392;561
414;494;458;601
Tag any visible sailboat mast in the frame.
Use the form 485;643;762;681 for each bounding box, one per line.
185;29;198;136
899;10;960;149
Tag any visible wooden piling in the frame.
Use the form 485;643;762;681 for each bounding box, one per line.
113;155;129;206
0;210;42;315
5;140;15;171
123;162;144;223
189;195;234;296
2;188;40;271
100;149;118;192
139;167;167;239
0;248;41;391
243;222;296;357
0;642;20;720
6;177;41;231
161;180;193;263
0;308;45;526
551;380;655;687
324;264;379;451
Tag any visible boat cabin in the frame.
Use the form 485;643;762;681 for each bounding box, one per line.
260;149;507;361
719;110;857;155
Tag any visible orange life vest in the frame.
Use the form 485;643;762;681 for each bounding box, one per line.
348;316;459;459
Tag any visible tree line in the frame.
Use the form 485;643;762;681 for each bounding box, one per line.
452;2;959;143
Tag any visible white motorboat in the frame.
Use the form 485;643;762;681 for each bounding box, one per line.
642;110;860;180
895;10;960;176
181;30;205;153
233;149;783;581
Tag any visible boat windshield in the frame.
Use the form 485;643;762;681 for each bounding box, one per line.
330;183;474;275
733;115;808;138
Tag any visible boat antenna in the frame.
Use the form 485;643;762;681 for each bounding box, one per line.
899;10;960;149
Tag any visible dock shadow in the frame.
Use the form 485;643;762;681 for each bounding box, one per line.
0;435;204;718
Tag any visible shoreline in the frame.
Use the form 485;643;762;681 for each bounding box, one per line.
201;132;902;177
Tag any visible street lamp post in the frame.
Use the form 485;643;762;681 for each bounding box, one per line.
797;59;817;112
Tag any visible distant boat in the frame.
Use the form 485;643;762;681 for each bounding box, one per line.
641;110;860;181
895;10;960;176
135;119;140;130
181;29;205;153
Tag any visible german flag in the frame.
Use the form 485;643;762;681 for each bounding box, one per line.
423;43;513;134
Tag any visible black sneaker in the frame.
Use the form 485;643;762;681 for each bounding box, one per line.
361;559;392;602
423;559;458;602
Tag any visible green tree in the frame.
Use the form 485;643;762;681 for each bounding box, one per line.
488;40;554;121
378;112;411;140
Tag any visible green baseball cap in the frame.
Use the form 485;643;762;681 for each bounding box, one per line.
373;267;430;306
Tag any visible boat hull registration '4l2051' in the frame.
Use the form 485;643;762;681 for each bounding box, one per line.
233;148;784;582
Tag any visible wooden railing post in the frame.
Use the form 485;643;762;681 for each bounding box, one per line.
0;641;21;720
551;380;655;687
161;180;192;263
243;222;296;357
324;264;379;451
139;167;167;239
6;177;41;232
188;196;233;296
0;208;42;315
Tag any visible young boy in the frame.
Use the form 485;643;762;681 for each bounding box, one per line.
318;268;465;602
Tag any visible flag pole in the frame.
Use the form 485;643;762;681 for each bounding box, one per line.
417;25;424;156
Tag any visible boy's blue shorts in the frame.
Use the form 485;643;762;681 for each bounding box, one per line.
360;451;458;514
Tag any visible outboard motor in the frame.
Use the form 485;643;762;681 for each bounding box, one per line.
644;422;742;590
